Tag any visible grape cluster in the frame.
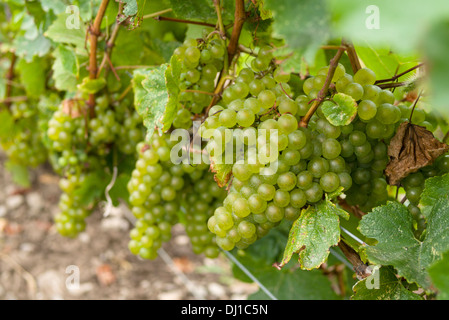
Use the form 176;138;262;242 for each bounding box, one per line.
54;172;90;237
201;52;423;251
172;36;226;129
127;133;227;259
0;102;47;168
46;96;145;237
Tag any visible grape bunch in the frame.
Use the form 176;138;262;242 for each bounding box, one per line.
172;35;226;129
45;95;145;238
54;172;91;237
127;133;227;259
201;51;426;251
0;102;47;168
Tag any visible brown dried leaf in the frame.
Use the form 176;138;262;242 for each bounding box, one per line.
385;122;449;185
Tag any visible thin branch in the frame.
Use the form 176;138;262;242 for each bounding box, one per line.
375;63;425;84
97;20;121;78
0;96;28;104
153;16;216;28
114;65;155;70
377;81;409;89
203;75;233;118
409;89;423;123
142;8;172;19
338;240;371;280
299;45;347;128
87;0;110;117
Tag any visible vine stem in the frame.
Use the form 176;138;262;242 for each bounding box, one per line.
227;0;246;63
337;241;371;280
213;0;226;38
3;52;16;110
203;0;246;119
342;39;361;73
298;46;347;128
87;0;110;117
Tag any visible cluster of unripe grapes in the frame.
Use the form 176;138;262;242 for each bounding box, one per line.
172;36;226;129
46;96;145;237
199;50;448;252
127;133;227;260
0;102;47;168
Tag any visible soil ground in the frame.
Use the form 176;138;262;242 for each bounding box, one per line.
0;152;258;300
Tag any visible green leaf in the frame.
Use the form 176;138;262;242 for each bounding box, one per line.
428;251;449;300
16;57;46;98
354;42;420;80
249;268;340;300
359;198;449;289
0;110;15;140
137;55;181;140
420;173;449;217
77;77;106;94
12;34;52;62
44;11;87;53
352;266;423;300
264;0;329;64
277;199;343;270
328;0;449;54
51;45;79;92
40;0;66;14
169;0;216;23
321;93;357;126
230;230;340;300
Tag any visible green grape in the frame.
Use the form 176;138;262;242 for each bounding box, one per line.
353;68;377;86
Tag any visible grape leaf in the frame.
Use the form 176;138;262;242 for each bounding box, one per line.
428;251;449;300
352;266;423;300
44;11;87;53
0;110;15;140
385;122;449;186
230;230;340;300
136;55;181;140
276;198;346;270
358;198;449;289
328;0;449;54
264;0;329;64
51;45;79;92
321;93;357;126
169;0;235;24
420;173;449;217
16;57;46;98
354;42;420;81
12;34;52;62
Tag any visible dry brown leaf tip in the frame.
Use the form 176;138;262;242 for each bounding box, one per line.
385;121;449;185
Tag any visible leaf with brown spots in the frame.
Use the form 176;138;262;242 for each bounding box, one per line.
385;122;449;185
